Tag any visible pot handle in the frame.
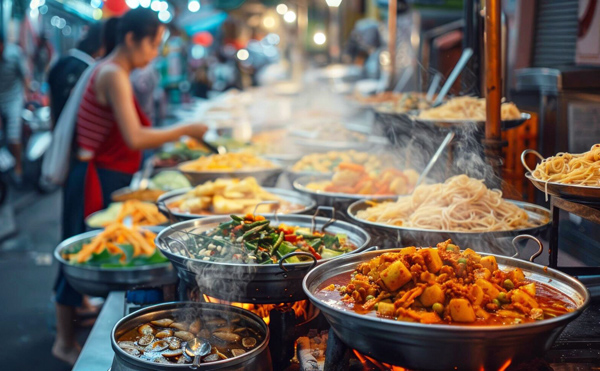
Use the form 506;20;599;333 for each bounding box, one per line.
157;200;177;224
278;252;318;272
363;246;380;252
253;201;280;223
311;206;336;233
520;149;544;174
511;234;544;262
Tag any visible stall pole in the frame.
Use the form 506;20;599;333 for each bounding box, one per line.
387;0;398;90
484;0;503;179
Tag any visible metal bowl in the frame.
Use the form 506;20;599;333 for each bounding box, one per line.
111;302;271;371
413;112;532;130
347;198;551;253
84;202;168;230
303;247;590;370
285;168;332;185
178;162;283;187
156;187;316;223
293;175;394;209
521;149;600;203
53;227;176;297
525;172;600;203
155;214;371;303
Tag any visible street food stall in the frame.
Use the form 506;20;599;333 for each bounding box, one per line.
36;1;600;370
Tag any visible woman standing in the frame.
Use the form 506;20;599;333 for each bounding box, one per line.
52;9;207;364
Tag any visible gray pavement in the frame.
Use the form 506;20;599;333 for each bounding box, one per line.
0;185;75;371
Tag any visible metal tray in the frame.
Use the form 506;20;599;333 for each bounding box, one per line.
155;211;371;303
156;187;316;223
347;198;551;253
293;175;396;208
178;161;284;187
522;149;600;203
303;245;590;370
413;112;531;130
54;227;176;297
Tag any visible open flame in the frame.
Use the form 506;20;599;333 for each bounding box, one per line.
352;350;512;371
352;350;408;371
203;295;309;325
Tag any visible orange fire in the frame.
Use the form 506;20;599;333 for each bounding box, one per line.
203;295;309;325
498;359;512;371
352;349;408;371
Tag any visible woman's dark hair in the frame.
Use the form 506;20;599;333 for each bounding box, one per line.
78;22;103;56
117;8;161;45
102;17;120;56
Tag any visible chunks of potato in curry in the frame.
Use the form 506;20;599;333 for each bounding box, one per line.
340;239;572;325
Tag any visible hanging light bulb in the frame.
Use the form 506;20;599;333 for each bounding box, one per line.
188;0;200;12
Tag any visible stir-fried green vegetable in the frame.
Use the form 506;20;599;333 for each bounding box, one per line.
179;214;357;264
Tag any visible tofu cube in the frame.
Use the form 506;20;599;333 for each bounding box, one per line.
421;248;443;273
508;268;526;283
377;302;396;317
520;282;536;296
419;284;445;307
480;256;498;272
380;260;412;291
470;284;484;305
399;246;417;255
476;279;500;299
511;289;539;308
448;298;476;322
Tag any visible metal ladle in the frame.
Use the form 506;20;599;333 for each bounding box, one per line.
414;131;455;189
431;47;473;107
185;338;211;369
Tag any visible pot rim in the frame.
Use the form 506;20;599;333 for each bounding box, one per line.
302;248;590;333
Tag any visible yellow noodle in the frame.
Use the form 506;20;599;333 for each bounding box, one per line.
417;96;521;121
356;175;534;232
531;144;600;186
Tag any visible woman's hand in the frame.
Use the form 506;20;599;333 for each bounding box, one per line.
183;123;208;141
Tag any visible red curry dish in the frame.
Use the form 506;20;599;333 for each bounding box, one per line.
318;240;575;325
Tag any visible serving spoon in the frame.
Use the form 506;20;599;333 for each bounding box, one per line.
185;338;211;369
431;47;473;107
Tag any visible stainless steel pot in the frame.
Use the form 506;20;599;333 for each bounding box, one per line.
302;243;590;370
111;302;271;371
293;175;392;209
178;162;283;187
156;187;316;223
347;198;551;254
155;211;371;303
53;227;176;297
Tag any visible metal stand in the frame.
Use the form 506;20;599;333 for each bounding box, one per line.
549;196;600;276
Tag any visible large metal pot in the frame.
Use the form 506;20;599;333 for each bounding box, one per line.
302;245;590;370
53;227;176;297
293;175;392;210
347;198;551;254
111;302;271;371
155;212;371;303
156;187;316;223
178;161;283;187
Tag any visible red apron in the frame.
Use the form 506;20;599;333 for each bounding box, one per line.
82;99;151;217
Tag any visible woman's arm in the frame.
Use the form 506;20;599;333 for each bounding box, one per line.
101;66;205;150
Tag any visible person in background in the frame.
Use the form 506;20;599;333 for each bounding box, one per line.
131;62;159;125
52;8;207;365
47;22;105;124
32;33;54;84
0;33;30;185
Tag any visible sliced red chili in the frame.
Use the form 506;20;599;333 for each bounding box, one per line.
284;234;299;243
308;246;322;260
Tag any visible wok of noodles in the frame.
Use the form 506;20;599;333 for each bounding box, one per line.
417;96;521;121
355;175;536;232
531;144;600;186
